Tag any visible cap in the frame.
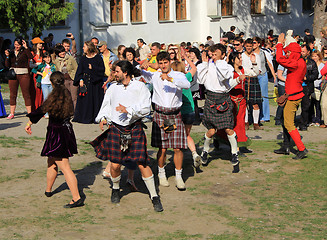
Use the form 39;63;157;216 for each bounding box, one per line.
31;37;44;45
98;41;107;47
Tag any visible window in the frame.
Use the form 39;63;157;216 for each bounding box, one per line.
158;0;170;21
302;0;314;12
278;0;288;13
130;0;142;22
176;0;186;20
251;0;261;14
221;0;233;16
110;0;123;23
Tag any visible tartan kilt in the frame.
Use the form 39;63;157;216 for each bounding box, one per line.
203;91;234;130
244;77;262;104
90;122;149;170
151;105;187;149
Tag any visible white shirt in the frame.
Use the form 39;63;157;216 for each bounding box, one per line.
241;53;261;77
141;69;190;108
95;80;151;126
197;59;237;93
139;44;151;61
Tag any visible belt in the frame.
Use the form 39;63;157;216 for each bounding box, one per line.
154;108;180;115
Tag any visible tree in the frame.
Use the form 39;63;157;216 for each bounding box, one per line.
313;0;327;38
0;0;74;39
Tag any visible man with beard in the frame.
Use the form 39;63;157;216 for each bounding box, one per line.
90;60;163;212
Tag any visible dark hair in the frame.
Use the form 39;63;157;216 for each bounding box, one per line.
168;48;178;61
238;32;245;37
14;36;24;46
234;37;244;44
151;42;161;49
54;45;66;56
189;47;201;60
228;51;241;66
244;38;253;45
42;72;74;119
42;51;52;64
301;44;311;53
268;30;273;37
207;36;212;40
91;37;99;43
253;36;261;44
157;51;170;62
200;44;205;48
209;44;227;55
304;29;310;33
137;38;145;44
116;60;141;78
123;47;136;59
230;26;236;31
62;39;71;45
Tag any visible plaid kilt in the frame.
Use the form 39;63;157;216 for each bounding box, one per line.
203;91;234;130
90;122;149;170
151;105;187;149
244;77;262;104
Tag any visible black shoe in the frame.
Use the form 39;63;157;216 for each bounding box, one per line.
237;151;247;158
63;198;84;208
292;148;308;159
44;191;53;197
201;151;208;165
111;189;120;203
151;196;164;212
231;154;240;166
232;162;240;173
299;126;308;131
275;121;282;126
239;147;253;153
274;146;290;155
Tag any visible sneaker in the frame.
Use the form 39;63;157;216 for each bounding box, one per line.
111;189;120;203
102;170;111;179
193;154;201;168
159;176;169;187
6;114;14;120
151;196;164;212
231;154;240;166
292;148;308;160
175;177;186;191
201;151;208;165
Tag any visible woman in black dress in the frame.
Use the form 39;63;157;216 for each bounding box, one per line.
73;41;105;123
25;72;84;208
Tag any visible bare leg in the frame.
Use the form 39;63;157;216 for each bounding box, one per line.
185;124;196;152
54;158;80;203
173;149;183;170
26;105;31;114
10;105;15;115
157;148;167;168
46;157;58;192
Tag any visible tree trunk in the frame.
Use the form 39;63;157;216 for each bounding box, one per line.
313;0;327;38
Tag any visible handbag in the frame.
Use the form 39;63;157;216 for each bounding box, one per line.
160;118;177;133
79;85;87;96
276;93;289;107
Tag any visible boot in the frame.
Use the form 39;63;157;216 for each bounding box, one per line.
274;146;290;155
253;123;264;130
245;122;249;130
292;148;308;159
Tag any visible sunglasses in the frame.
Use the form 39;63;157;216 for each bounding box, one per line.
253;41;258;44
233;43;241;46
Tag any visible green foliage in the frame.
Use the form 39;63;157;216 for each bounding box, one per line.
0;0;74;39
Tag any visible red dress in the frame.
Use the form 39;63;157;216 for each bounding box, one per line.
30;52;43;110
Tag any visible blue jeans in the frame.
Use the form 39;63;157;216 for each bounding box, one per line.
41;84;53;101
258;72;270;121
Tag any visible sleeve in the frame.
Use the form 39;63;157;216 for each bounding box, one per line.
31;64;41;74
244;64;260;77
321;64;327;76
169;72;190;89
24;48;34;60
263;50;273;64
255;53;262;73
305;61;319;83
138;67;154;83
275;43;298;69
73;57;84;86
95;87;113;123
196;62;209;84
70;57;78;80
126;83;151;122
216;60;234;83
26;106;46;124
92;55;105;79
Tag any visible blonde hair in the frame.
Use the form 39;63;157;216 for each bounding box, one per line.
171;61;186;74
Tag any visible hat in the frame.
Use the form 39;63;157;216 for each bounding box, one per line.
98;41;107;47
31;37;44;44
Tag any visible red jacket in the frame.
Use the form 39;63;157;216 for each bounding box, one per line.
321;63;327;76
276;42;306;100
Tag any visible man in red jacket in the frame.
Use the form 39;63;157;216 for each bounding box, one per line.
274;33;308;159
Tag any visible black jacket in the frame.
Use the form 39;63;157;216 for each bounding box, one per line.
303;57;318;94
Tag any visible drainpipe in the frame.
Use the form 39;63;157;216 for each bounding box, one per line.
79;0;84;55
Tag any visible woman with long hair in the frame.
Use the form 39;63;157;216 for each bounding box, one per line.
5;36;34;119
25;71;84;208
117;45;126;60
73;41;105;123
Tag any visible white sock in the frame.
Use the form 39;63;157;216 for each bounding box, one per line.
175;168;182;179
111;175;121;190
142;175;158;199
192;151;199;160
158;166;166;179
203;133;211;152
245;108;249;123
227;132;238;155
253;109;260;124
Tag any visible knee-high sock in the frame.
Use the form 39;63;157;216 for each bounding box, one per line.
158;166;166;179
203;133;211;152
175;168;182;179
253;109;260;124
289;129;305;151
245;107;249;123
142;175;158;199
227;132;238;155
111;175;121;190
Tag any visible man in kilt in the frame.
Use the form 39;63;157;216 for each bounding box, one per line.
140;51;190;191
197;44;241;172
242;38;264;130
90;61;163;212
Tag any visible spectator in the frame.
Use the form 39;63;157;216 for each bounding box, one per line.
137;38;150;61
304;28;315;45
205;36;214;46
225;26;236;41
117;45;126;60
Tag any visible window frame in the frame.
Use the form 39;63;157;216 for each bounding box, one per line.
277;0;288;13
176;0;187;21
250;0;261;15
130;0;142;22
221;0;233;16
110;0;124;24
158;0;170;21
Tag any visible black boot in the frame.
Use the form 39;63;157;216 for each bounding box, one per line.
111;189;120;203
274;146;290;155
292;148;308;159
